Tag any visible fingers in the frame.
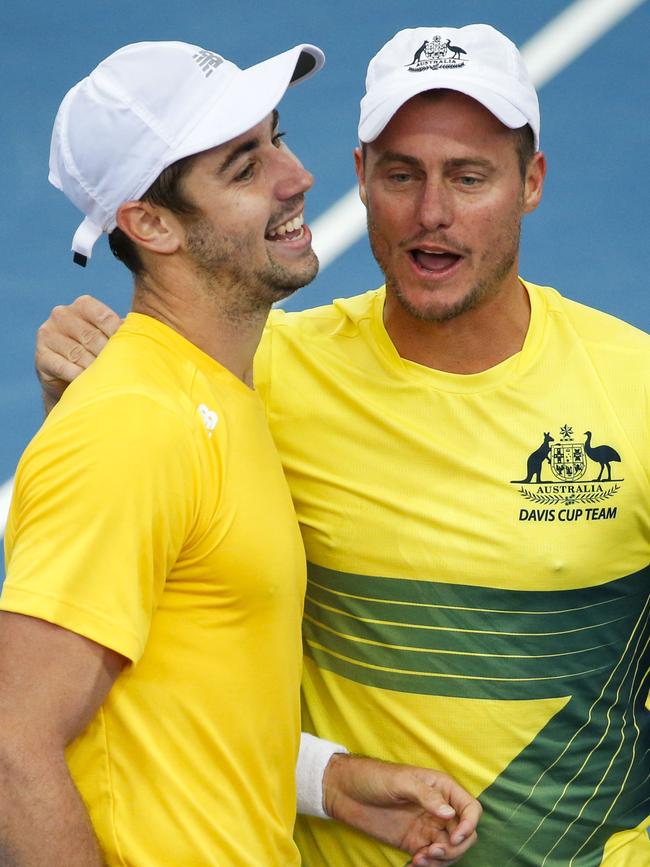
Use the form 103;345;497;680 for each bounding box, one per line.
71;294;122;340
401;772;472;823
36;326;104;379
410;828;479;866
51;294;121;348
451;795;482;846
434;774;482;844
409;777;458;821
397;769;481;862
35;295;121;382
34;295;121;412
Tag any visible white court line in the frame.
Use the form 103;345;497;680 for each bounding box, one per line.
307;0;648;270
521;0;648;89
0;0;646;544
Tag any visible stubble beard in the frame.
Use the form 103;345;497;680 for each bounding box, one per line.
185;216;319;324
366;208;522;324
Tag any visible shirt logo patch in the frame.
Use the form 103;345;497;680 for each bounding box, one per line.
511;424;623;523
197;403;218;436
406;35;468;73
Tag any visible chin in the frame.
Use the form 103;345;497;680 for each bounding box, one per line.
393;284;481;324
272;252;319;293
270;284;300;302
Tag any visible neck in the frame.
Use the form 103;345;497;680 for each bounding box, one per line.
383;277;531;374
131;264;268;388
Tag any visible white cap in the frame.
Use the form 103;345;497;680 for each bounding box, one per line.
49;40;325;265
359;24;539;149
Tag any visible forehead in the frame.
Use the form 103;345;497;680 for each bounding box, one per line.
191;111;277;167
370;91;514;153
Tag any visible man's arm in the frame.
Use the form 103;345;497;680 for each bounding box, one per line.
35;296;121;413
0;611;126;866
297;733;481;865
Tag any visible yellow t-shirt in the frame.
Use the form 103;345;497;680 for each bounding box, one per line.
256;282;650;866
3;313;305;866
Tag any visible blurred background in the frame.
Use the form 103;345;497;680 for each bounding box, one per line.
1;0;648;581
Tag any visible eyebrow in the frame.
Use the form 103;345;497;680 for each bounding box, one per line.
374;150;423;171
217;109;280;176
445;156;495;171
374;150;495;172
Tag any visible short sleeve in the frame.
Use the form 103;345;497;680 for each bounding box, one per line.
2;394;201;663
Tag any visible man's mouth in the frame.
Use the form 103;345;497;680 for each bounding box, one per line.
266;212;305;242
409;249;461;272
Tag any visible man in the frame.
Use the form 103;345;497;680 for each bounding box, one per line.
0;40;481;867
33;23;650;866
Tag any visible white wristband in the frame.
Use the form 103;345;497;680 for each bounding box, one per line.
296;732;348;818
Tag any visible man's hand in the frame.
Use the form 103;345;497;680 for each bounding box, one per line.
323;754;481;866
35;295;121;413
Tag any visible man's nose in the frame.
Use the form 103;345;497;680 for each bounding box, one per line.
275;147;314;200
418;180;453;231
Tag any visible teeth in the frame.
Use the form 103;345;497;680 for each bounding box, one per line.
268;212;304;239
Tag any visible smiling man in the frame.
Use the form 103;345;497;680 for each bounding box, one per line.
32;23;650;867
0;40;323;867
0;40;481;867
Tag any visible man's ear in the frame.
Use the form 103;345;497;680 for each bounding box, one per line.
354;146;368;207
116;201;182;256
523;151;546;214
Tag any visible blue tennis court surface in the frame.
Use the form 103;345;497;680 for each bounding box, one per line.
1;0;648;581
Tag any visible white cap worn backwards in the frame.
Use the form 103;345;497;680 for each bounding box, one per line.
49;40;325;266
359;24;539;149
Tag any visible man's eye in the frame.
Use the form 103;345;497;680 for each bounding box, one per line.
272;131;286;148
459;176;480;186
235;163;255;182
389;172;411;183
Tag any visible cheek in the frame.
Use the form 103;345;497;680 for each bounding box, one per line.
225;191;269;225
368;194;412;238
469;195;522;240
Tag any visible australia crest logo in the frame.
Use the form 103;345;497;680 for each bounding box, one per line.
406;35;468;72
511;424;623;520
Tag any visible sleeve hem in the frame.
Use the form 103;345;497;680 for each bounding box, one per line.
0;584;144;663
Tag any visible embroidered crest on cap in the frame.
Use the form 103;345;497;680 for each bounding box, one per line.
406;35;468;73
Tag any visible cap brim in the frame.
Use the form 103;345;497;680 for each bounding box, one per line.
360;75;532;145
174;44;324;162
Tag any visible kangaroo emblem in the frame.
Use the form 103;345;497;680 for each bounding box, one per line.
512;432;555;484
407;40;427;66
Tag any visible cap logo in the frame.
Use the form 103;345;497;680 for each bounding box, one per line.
406;35;468;73
192;49;224;78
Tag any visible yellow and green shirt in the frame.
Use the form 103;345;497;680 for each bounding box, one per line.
256;282;650;866
3;313;306;866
